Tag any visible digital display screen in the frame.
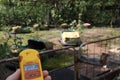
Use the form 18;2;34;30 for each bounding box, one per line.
24;64;39;71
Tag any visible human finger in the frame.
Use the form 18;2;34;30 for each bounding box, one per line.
6;69;20;80
43;70;49;77
44;75;51;80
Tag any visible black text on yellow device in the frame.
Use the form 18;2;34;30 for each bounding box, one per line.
19;49;44;80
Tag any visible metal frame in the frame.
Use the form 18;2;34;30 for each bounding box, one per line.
0;46;77;80
1;35;120;80
75;35;120;80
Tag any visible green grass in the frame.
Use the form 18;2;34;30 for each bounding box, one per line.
21;30;60;43
42;53;74;70
1;27;120;70
0;29;61;59
0;29;60;45
0;29;74;70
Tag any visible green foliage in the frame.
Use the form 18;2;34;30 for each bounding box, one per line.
82;0;120;26
0;31;25;59
0;0;46;26
42;52;74;70
0;42;10;59
0;0;120;27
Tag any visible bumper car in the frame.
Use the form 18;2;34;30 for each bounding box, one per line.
59;30;82;46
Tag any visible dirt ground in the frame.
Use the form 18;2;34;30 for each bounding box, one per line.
1;28;120;80
50;28;118;48
49;28;120;80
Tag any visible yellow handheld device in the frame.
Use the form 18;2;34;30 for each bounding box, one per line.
19;49;44;80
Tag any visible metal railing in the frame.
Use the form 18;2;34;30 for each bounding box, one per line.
0;46;77;80
75;35;120;80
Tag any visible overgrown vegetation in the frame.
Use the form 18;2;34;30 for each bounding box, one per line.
0;30;61;57
0;0;120;72
0;29;74;70
0;27;120;71
42;51;74;70
0;0;120;27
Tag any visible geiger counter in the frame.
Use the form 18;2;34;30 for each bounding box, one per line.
19;49;44;80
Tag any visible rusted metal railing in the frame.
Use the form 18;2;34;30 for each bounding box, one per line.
75;35;120;80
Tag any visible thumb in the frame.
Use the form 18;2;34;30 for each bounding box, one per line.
6;69;20;80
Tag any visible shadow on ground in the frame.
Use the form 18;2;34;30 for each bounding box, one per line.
50;67;74;80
